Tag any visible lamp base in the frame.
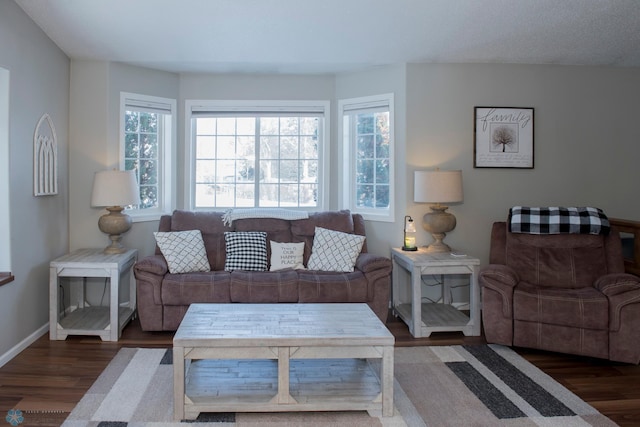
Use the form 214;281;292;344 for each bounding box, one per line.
423;205;456;253
423;233;452;253
402;245;418;251
98;206;132;254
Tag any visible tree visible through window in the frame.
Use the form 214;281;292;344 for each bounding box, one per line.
120;93;175;218
355;111;390;209
188;101;328;210
340;94;394;222
125;110;159;209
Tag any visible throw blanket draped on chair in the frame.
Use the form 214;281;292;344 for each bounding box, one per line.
509;206;610;235
222;208;309;226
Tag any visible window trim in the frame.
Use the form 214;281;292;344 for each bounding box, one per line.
0;67;10;274
338;93;395;223
184;99;330;211
120;92;176;222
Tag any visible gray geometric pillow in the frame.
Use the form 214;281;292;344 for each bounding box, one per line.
153;230;211;274
307;226;365;272
224;231;268;271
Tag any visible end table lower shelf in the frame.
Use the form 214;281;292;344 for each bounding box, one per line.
394;303;472;335
56;306;136;340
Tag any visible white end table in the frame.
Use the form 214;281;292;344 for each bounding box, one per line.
391;248;481;338
49;248;137;341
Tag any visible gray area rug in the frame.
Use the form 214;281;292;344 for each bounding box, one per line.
62;345;617;426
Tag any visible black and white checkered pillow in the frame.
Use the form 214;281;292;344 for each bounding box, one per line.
224;231;268;271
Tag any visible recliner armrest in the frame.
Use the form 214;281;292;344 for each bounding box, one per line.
479;264;519;289
595;273;640;296
134;254;169;276
355;252;392;274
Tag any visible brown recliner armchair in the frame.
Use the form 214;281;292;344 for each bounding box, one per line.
480;222;640;364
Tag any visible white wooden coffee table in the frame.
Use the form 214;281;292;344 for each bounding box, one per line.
173;303;394;420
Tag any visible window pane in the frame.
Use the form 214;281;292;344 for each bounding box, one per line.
281;136;298;159
376;185;390;208
341;96;393;219
280;160;298;182
280;184;299;205
217;117;235;135
193;112;321;209
260;136;278;159
356;184;374;208
124;109;162;210
376;159;389;183
196;136;216;158
280;117;298;135
139;160;157;185
197;118;216;135
357;160;374;183
357;135;374;158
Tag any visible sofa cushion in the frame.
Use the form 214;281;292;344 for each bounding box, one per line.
270;241;305;271
230;270;299;302
224;231;268;271
153;230;211;274
513;282;609;330
292;210;356;263
169;210;229;270
297;270;369;303
161;271;231;305
307;227;365;272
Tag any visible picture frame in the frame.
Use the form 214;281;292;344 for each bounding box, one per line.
474;107;534;168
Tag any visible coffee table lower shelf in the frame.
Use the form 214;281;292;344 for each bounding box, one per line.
182;358;384;417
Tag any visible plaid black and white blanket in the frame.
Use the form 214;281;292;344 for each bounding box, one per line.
509;206;610;235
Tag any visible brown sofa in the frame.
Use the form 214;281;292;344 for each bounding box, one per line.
133;209;392;331
480;222;640;364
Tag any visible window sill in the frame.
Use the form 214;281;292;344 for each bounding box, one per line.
0;272;14;287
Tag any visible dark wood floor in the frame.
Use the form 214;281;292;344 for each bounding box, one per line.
1;314;639;427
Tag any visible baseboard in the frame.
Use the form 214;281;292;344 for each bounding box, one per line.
0;323;48;368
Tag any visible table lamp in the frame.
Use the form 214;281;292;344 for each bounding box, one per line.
414;169;463;253
91;170;140;254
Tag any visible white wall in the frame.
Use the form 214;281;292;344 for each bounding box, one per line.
406;63;640;264
335;65;408;257
0;0;69;360
69;61;180;257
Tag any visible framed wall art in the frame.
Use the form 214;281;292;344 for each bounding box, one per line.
474;107;534;168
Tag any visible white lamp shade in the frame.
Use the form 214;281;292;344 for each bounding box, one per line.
414;170;463;204
91;170;140;207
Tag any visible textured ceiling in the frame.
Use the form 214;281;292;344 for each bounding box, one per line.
14;0;640;74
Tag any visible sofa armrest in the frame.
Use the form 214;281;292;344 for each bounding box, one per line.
134;255;169;276
355;252;392;274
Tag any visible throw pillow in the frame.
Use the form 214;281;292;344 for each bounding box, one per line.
307;226;365;272
269;241;305;271
153;230;211;274
224;231;268;271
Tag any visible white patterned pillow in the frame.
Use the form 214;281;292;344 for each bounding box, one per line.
307;227;365;272
153;230;211;274
224;231;268;271
270;241;305;271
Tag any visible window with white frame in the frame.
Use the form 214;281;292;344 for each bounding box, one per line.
185;100;329;210
120;93;176;220
339;93;394;222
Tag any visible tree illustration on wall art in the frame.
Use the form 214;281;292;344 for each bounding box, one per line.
34;113;58;196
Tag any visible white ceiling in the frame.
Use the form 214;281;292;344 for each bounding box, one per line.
14;0;640;75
